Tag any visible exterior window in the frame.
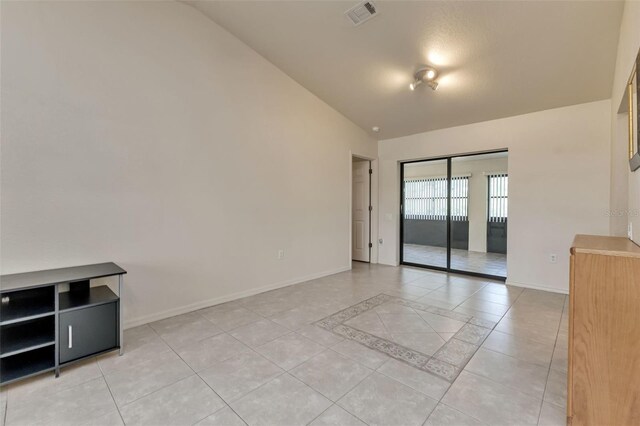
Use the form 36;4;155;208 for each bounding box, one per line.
404;176;469;221
488;174;508;222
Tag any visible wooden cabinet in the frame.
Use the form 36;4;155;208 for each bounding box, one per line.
568;235;640;425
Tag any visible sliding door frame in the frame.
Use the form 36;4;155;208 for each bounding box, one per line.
399;149;508;281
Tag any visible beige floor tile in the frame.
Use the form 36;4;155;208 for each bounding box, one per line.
465;349;549;399
148;312;204;335
309;405;366;426
6;378;120;426
175;333;253;372
442;371;541;426
453;324;492;345
433;338;478;367
494;317;559;346
196;406;247;426
400;277;446;291
550;343;568;373
295;325;344;347
230;374;331;426
481;283;523;297
120;324;168;353
414;296;459;310
438;332;456;341
198;351;283;402
440;282;485;295
291;350;372;401
377;359;451;400
390;332;445;355
373;302;416;314
516;290;565;309
337;372;437;426
424;403;485;426
254;333;325;370
467;290;520;306
98;332;171;375
331;340;389;369
103;350;193;406
344;312;388;335
7;358;101;401
538;402;566;426
421;290;470;304
199;306;263;332
482;330;554;367
119;375;224;426
270;306;334;331
378;313;434;333
458;299;510;316
154;317;223;349
452;306;503;325
543;369;567;409
230;319;290;347
416;311;466;333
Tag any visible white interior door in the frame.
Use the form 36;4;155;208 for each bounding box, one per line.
352;160;370;262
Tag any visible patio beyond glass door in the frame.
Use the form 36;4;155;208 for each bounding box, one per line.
401;151;508;280
401;159;448;269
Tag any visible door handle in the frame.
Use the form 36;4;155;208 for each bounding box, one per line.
68;325;73;349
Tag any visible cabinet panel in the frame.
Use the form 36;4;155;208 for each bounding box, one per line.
59;302;117;364
569;235;640;426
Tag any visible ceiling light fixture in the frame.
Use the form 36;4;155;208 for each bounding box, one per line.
409;66;439;91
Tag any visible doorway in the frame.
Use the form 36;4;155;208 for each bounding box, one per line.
400;151;508;280
352;157;372;262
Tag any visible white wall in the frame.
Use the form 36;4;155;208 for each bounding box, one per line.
378;100;611;293
0;1;376;327
609;0;640;240
404;156;508;253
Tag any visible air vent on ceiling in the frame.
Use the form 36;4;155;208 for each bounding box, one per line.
345;1;378;26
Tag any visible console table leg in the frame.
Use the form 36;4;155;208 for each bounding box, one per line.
119;274;124;356
54;285;60;378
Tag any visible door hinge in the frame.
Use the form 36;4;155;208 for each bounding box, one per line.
369;205;373;212
368;242;373;248
369;169;373;174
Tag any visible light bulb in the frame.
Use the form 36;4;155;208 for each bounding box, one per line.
409;82;416;91
426;69;436;80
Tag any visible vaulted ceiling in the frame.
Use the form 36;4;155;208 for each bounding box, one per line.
188;1;624;139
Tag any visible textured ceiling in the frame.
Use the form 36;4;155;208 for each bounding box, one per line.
188;1;623;139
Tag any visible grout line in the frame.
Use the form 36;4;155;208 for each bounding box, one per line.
435;401;487;425
535;302;565;426
97;361;128;425
304;403;336;426
2;396;7;426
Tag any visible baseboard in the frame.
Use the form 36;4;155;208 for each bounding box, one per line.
124;264;352;329
506;279;569;295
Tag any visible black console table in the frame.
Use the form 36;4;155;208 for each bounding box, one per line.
0;262;126;385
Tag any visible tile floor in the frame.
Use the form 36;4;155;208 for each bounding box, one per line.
0;263;567;426
403;244;507;277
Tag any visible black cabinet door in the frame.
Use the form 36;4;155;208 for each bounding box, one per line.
59;303;117;363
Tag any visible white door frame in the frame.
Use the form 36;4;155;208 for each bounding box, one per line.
349;151;378;265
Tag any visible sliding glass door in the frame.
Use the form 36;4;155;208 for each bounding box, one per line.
401;159;448;269
400;151;508;280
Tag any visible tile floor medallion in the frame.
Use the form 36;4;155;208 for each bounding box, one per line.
316;294;493;382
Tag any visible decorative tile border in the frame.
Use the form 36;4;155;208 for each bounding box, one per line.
315;294;495;382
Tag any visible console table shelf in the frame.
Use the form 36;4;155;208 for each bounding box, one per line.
0;262;126;385
59;285;119;312
0;286;55;325
1;316;55;358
